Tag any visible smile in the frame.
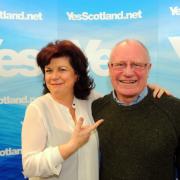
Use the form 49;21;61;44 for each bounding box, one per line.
119;80;137;84
51;83;64;85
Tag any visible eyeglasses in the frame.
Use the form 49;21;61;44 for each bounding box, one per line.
110;62;149;71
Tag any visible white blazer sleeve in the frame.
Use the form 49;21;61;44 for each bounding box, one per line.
21;104;64;177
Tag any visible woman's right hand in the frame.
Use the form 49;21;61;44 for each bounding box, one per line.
59;117;103;160
70;117;104;149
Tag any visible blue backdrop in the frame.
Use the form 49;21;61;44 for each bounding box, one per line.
0;0;180;179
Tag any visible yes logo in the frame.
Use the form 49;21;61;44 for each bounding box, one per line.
169;36;180;58
0;38;110;77
0;39;40;77
2;37;179;78
73;39;110;76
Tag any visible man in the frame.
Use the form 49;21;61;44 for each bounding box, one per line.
92;39;180;180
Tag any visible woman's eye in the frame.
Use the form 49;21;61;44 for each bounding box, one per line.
59;68;67;72
45;69;52;73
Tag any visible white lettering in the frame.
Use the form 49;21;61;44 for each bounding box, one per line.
66;10;143;21
0;47;41;77
0;96;36;104
73;40;109;76
0;38;3;45
169;36;180;58
0;10;43;21
169;6;180;16
0;38;109;77
0;148;21;156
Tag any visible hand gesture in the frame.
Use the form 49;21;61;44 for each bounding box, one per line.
70;117;104;150
59;117;103;160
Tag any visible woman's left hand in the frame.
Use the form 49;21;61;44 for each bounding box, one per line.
148;84;171;98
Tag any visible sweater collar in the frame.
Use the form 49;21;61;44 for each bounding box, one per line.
112;87;148;106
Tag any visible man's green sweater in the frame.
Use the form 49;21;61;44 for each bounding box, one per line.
92;89;180;180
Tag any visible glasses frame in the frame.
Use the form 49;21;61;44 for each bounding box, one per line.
109;62;150;71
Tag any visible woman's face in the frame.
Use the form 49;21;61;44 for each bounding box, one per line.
44;56;77;98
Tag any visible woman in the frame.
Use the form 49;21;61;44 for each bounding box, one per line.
22;40;103;180
22;40;168;180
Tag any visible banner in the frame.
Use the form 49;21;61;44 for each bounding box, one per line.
0;0;180;179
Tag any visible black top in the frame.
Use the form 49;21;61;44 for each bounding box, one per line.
92;89;180;180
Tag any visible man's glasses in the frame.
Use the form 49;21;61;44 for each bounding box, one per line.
110;62;149;71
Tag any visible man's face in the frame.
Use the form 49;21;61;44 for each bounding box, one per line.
109;41;151;103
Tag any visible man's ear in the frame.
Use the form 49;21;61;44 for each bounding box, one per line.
148;63;152;71
108;63;111;76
